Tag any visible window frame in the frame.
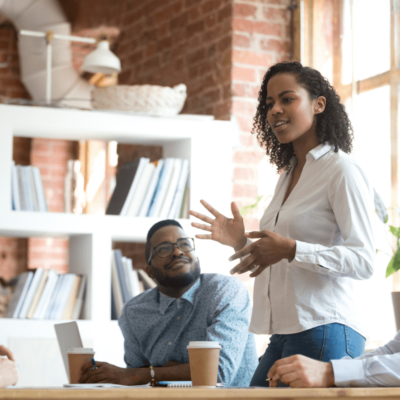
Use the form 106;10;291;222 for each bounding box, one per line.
293;0;400;289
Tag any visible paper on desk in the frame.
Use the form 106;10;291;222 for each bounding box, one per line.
63;383;151;389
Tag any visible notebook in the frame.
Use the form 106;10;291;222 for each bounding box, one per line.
159;381;192;387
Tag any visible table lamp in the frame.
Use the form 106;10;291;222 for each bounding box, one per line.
19;29;121;104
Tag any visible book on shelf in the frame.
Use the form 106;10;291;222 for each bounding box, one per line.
113;250;131;305
5;269;86;320
148;158;174;218
106;158;150;215
107;158;190;219
71;276;87;320
11;161;21;211
137;269;157;290
111;249;156;319
126;162;155;217
138;160;164;217
159;159;182;219
18;268;45;319
168;159;189;219
32;269;58;319
11;164;48;212
31;166;48;212
6;271;33;318
26;269;49;319
44;274;64;319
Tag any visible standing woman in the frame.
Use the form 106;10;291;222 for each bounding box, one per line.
189;61;375;386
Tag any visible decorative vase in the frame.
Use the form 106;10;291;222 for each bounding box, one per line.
64;160;85;214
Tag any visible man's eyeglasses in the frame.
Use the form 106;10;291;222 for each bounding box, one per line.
148;237;195;264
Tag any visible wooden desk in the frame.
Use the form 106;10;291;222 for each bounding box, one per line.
2;387;400;400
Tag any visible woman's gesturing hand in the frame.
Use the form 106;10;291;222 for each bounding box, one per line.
228;230;296;277
189;200;246;250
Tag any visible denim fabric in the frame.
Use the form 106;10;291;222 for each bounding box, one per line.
250;323;366;387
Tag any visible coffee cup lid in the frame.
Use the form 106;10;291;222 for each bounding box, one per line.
67;348;95;354
187;341;221;349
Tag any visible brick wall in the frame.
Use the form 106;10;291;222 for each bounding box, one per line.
0;0;292;290
232;0;291;231
63;0;233;120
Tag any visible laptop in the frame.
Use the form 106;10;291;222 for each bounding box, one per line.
54;321;84;381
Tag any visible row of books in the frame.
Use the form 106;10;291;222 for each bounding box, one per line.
6;269;86;320
111;249;156;319
11;162;48;212
106;158;190;219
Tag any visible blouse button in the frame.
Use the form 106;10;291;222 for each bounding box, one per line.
168;342;172;345
177;316;180;320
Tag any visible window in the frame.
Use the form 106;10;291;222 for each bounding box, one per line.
294;0;399;347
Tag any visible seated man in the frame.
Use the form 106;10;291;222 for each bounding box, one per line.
0;345;18;388
267;330;400;387
80;219;258;387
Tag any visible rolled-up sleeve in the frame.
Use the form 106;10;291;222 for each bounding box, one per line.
332;331;400;387
205;278;254;387
332;352;400;387
293;161;375;280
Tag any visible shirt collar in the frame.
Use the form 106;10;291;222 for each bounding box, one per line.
157;277;201;315
288;143;333;171
307;143;333;161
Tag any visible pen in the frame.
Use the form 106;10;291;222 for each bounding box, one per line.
91;358;97;370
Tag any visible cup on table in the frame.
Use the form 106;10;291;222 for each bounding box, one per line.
67;347;95;384
187;341;221;388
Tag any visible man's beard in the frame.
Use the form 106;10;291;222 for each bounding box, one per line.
152;257;201;288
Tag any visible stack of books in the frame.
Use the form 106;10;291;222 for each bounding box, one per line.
11;162;48;212
111;249;156;319
106;158;190;218
6;269;86;320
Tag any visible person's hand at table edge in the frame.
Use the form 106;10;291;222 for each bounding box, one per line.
267;355;335;388
80;361;148;385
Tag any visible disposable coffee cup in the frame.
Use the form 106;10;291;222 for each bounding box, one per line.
187;341;221;388
67;347;95;384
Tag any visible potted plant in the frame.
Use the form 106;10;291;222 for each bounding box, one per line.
374;190;400;330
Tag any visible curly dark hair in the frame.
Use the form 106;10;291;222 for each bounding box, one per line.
252;61;353;172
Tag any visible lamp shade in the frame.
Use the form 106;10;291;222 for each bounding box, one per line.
82;40;121;74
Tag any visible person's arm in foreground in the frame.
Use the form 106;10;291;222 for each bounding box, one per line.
80;309;191;385
0;345;18;388
267;332;400;387
79;359;190;385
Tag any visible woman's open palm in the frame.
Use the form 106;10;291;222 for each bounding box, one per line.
189;200;245;248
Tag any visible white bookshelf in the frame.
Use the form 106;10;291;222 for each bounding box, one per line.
0;104;236;386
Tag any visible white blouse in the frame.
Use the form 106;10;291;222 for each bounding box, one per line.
249;143;375;336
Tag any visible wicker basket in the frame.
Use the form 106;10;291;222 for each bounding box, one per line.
92;84;187;116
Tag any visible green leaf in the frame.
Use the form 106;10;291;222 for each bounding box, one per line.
240;196;263;217
386;254;396;278
386;249;400;278
385;214;389;224
389;225;400;238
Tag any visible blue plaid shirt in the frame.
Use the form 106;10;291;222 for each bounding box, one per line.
119;273;258;387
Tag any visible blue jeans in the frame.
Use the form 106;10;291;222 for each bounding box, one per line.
250;323;365;387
